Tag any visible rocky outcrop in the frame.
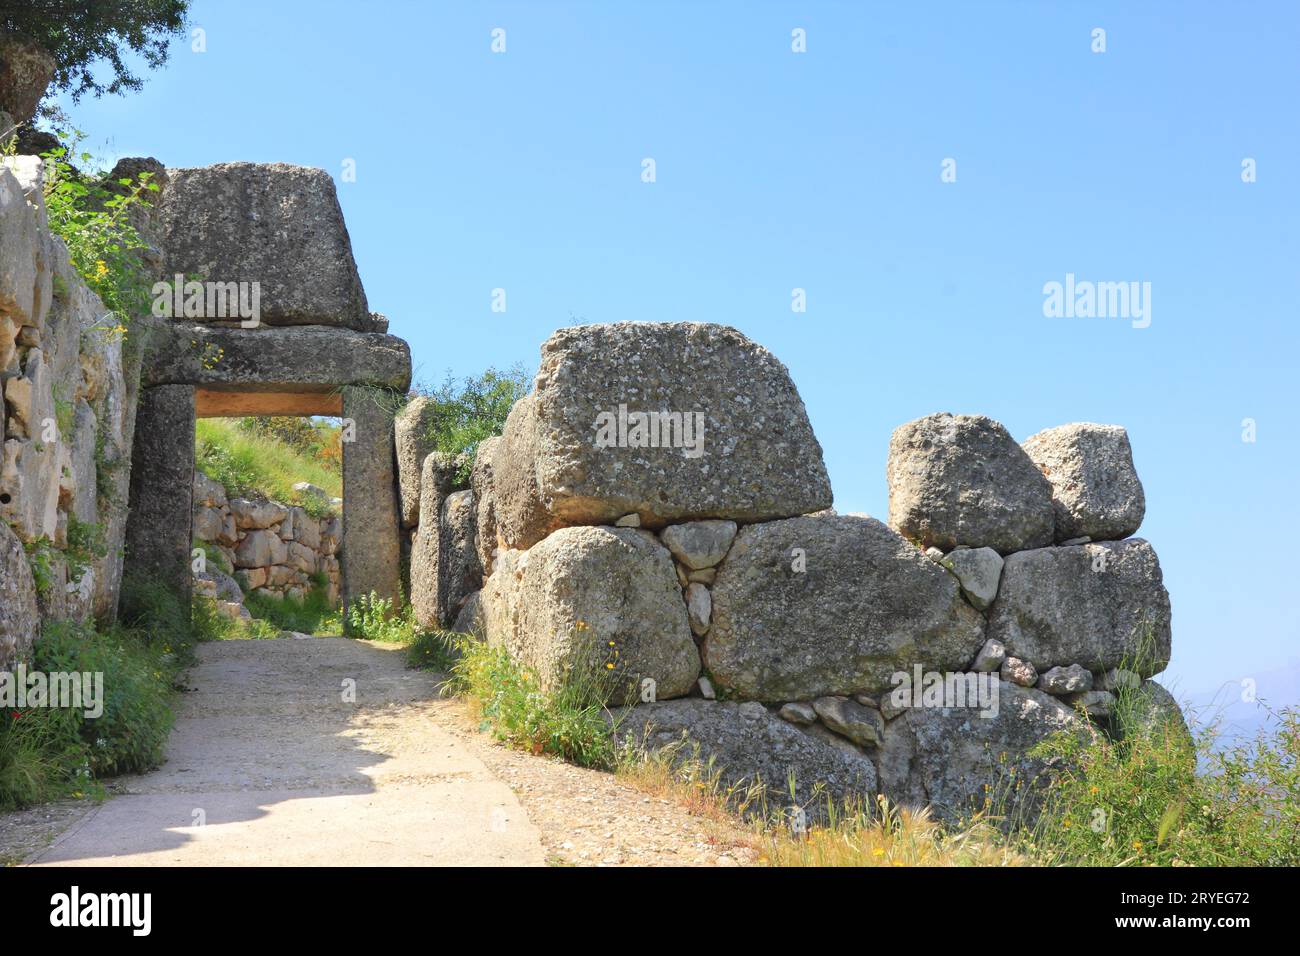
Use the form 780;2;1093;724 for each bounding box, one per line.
887;413;1055;555
155;163;372;330
492;323;831;550
481;526;700;705
704;514;986;702
1022;423;1146;542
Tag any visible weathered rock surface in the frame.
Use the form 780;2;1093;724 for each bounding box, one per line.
1037;664;1093;696
1000;656;1038;687
471;436;501;573
440;489;481;627
778;701;818;725
887;413;1054;554
340;386;403;613
140;320;411;392
878;681;1086;825
481;526;699;704
122;385;195;616
156;163;370;329
970;638;1006;673
618;699;878;814
660;520;738;570
705;514;986;702
813;695;885;747
987;539;1171;675
492;323;832;549
452;588;485;638
942;546;1004;610
685;582;711;636
1022;423;1146;542
394;396;438;528
0;521;39;668
409;451;466;631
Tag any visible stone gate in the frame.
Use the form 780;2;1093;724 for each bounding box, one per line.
120;162;410;620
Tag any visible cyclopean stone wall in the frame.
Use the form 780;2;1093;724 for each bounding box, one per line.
1;155;142;666
430;322;1186;824
191;472;341;620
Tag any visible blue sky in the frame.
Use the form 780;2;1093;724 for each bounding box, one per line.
56;1;1299;710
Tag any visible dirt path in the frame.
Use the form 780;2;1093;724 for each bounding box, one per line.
12;637;754;867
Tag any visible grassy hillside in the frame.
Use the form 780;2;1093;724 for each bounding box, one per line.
195;418;341;514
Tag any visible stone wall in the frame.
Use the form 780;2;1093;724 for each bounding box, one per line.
192;472;341;620
1;155;140;666
429;322;1187;824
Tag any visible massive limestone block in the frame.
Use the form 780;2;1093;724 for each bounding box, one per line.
0;34;56;124
341;386;403;615
394;396;438;528
410;451;463;631
878;681;1086;826
0;520;39;668
155;163;370;329
470;436;501;574
140;320;411;392
122;385;195;614
440;489;481;626
987;539;1172;676
617;700;878;814
705;514;986;702
493;323;832;549
887;413;1054;555
482;526;699;704
1021;423;1146;542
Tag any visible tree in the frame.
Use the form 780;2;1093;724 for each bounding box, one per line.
413;365;531;480
1;1;189;104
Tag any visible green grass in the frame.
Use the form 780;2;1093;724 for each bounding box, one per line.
1010;694;1300;866
243;577;341;637
0;577;215;811
195;418;341;517
444;630;628;770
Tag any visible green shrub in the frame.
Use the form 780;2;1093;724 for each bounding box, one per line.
244;581;340;637
447;630;626;770
412;365;530;484
405;630;460;672
33;621;175;777
345;592;414;643
42;139;158;329
1013;687;1300;866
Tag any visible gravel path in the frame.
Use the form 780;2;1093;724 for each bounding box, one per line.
9;637;754;867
